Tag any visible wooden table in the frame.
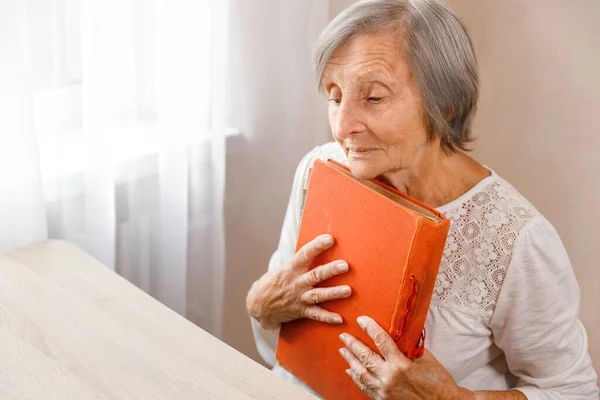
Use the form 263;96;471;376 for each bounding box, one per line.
0;240;316;400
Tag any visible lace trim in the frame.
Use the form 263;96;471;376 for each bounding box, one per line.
432;180;539;318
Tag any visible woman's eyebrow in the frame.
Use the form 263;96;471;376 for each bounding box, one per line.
346;70;394;90
321;71;394;93
359;78;393;92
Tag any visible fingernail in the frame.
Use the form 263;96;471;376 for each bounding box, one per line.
339;333;349;343
357;316;366;328
338;348;346;356
333;316;343;324
345;369;352;377
336;262;348;272
322;235;333;246
341;285;351;295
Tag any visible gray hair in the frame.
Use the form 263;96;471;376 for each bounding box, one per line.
313;0;478;152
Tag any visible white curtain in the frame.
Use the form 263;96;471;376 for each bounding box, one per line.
0;0;228;337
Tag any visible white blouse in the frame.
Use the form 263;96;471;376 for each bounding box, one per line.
251;142;599;399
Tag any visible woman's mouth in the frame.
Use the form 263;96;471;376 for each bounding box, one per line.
347;148;379;159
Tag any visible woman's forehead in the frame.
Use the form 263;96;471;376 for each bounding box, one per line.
322;31;407;86
323;56;409;92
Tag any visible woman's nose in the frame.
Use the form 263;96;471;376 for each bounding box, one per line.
332;101;364;140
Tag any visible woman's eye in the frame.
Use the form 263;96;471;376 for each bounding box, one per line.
368;97;382;104
329;98;341;105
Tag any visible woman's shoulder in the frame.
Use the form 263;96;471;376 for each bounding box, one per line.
433;172;561;319
441;170;546;233
486;175;566;268
481;174;558;239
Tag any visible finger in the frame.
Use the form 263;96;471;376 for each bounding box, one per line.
357;316;404;363
300;282;352;304
302;305;343;324
292;235;334;269
344;366;379;399
300;285;352;304
340;348;379;387
339;333;384;375
301;260;349;287
346;369;378;399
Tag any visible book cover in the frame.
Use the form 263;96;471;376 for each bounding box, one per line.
276;158;450;400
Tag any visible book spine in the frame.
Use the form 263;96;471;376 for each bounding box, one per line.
389;218;448;356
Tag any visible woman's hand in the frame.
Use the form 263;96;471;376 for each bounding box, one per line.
246;234;352;330
339;316;473;400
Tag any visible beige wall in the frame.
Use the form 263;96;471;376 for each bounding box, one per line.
450;0;600;374
222;0;331;364
221;0;358;365
329;0;356;17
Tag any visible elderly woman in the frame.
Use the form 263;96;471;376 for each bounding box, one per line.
245;0;599;399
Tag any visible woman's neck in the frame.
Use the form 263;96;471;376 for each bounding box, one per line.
381;143;490;208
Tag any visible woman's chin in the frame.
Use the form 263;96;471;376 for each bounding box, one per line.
348;161;380;181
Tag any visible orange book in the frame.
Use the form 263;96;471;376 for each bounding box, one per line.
276;158;450;400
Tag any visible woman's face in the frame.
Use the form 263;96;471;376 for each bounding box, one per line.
322;30;431;181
